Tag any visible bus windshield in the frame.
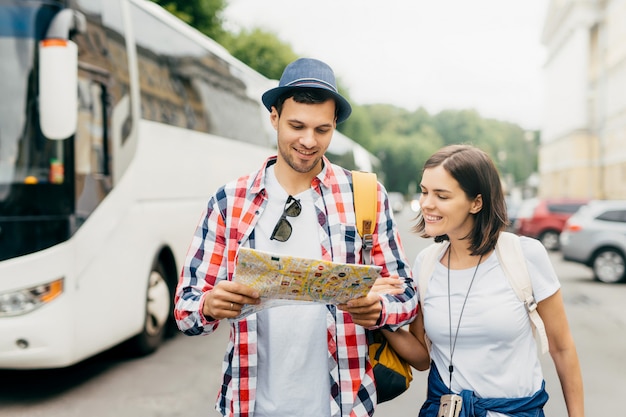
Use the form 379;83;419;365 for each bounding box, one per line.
0;2;65;189
0;1;73;261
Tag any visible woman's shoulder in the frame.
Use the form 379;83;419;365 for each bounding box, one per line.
518;235;549;261
413;241;447;271
516;235;561;299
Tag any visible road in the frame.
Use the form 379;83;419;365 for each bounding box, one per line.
1;207;623;416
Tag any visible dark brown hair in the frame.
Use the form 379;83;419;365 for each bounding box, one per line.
413;144;508;256
274;88;338;119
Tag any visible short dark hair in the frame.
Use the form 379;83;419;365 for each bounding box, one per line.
274;88;339;119
413;144;508;256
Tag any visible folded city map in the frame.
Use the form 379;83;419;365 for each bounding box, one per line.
231;247;382;320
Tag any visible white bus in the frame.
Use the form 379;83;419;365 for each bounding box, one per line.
0;0;286;369
0;0;375;370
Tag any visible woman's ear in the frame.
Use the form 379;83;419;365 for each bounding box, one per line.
470;194;483;214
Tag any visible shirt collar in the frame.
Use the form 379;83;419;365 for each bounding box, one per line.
251;155;337;195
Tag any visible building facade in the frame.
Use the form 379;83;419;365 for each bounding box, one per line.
541;0;626;199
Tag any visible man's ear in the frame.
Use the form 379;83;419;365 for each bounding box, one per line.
470;194;483;214
270;107;279;130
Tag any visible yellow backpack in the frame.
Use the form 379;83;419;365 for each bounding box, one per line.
352;170;413;403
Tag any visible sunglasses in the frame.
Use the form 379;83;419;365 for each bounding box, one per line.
270;196;302;242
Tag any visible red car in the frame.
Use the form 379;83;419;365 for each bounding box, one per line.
513;198;590;250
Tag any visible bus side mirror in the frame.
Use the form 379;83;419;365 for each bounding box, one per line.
39;38;78;140
38;9;85;140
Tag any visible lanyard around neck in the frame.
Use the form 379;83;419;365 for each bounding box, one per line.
446;248;483;392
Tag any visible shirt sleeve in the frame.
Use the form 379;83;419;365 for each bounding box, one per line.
519;236;561;302
372;187;419;329
174;194;227;335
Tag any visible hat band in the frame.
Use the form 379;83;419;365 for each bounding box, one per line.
285;78;337;93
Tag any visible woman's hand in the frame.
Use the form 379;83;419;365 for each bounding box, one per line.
339;276;407;327
370;275;405;296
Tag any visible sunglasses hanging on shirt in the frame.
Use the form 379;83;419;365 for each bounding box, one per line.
270;196;302;242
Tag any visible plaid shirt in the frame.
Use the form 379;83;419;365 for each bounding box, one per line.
174;156;417;417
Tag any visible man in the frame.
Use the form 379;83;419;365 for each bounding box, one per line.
174;58;417;417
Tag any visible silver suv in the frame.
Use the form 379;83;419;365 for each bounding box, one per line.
560;200;626;283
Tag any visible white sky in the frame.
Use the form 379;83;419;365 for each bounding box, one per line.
223;0;549;130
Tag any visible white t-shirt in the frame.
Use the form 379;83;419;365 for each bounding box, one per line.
414;237;560;417
254;166;330;417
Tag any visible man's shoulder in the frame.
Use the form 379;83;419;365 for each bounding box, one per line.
211;167;264;203
324;160;353;186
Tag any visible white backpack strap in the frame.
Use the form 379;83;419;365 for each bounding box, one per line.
418;241;448;352
496;232;550;354
418;242;448;307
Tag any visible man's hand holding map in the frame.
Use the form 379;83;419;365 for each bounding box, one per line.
231;247;382;320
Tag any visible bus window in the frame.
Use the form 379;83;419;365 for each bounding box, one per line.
129;2;271;147
71;0;131;224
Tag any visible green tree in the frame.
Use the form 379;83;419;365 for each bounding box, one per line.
150;0;227;41
220;28;298;80
339;105;376;150
348;104;537;192
373;126;444;195
432;109;484;146
429;109;537;184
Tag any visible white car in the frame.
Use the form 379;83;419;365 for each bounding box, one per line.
561;200;626;283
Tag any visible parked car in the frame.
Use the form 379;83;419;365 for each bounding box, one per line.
387;192;405;213
560;200;626;283
513;197;589;251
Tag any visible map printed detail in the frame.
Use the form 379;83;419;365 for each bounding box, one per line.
231;247;382;321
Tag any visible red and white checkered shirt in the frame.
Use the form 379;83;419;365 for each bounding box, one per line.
174;156;418;417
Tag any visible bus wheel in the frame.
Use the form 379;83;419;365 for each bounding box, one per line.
127;262;171;356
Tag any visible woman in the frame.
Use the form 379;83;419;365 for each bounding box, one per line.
379;144;584;416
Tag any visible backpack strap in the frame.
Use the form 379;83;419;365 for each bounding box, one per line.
417;241;448;309
418;241;448;352
352;170;377;265
495;232;550;354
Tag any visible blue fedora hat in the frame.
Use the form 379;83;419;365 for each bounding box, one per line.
261;58;352;123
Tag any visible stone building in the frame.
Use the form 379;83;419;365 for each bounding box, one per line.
541;0;626;199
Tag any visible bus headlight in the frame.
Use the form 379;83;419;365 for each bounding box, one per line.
0;278;64;317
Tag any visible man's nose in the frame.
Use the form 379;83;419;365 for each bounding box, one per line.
299;129;317;148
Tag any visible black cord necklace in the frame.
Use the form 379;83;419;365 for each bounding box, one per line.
446;247;483;392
